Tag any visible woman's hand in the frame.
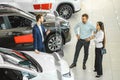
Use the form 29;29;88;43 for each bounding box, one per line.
85;35;95;42
90;35;95;39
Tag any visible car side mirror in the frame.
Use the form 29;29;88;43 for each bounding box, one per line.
54;11;59;17
23;76;29;80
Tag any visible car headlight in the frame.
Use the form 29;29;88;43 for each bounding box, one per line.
63;71;71;78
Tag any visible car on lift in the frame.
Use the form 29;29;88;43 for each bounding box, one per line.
0;4;71;53
0;47;74;80
1;0;81;19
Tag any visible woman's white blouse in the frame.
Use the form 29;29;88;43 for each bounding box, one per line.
94;30;104;48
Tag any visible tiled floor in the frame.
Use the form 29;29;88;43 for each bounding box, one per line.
63;0;120;80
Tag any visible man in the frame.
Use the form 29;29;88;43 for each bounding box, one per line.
70;14;96;70
32;14;50;54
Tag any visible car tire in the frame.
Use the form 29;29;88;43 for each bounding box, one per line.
58;4;73;19
45;33;63;53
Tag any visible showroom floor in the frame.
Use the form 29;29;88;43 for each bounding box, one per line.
63;0;120;80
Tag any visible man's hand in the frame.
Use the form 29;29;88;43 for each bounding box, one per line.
35;49;40;54
85;35;95;42
85;38;91;42
76;34;80;40
46;29;50;35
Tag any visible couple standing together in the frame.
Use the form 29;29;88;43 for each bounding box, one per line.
70;13;106;78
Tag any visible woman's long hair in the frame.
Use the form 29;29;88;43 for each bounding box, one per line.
97;21;106;48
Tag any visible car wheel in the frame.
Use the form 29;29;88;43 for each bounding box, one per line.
45;34;63;53
58;4;73;19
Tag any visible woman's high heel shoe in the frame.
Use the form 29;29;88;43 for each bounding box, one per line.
95;75;102;78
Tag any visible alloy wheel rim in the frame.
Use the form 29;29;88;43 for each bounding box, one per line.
48;36;62;51
59;6;71;19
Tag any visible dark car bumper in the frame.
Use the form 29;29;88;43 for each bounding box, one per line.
65;31;71;43
62;28;71;44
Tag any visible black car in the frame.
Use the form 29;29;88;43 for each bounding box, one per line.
0;4;71;53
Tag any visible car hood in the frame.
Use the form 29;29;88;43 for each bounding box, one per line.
22;51;56;72
22;51;61;80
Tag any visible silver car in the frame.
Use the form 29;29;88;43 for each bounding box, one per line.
0;47;74;80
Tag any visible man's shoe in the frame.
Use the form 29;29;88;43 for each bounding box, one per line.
93;70;97;72
83;64;86;70
95;75;102;78
69;63;76;68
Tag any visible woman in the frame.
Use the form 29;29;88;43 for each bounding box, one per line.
94;21;106;78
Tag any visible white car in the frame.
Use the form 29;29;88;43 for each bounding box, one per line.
1;0;81;19
0;47;74;80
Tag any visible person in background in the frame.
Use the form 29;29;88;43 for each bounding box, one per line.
70;14;96;70
94;21;106;78
32;14;50;54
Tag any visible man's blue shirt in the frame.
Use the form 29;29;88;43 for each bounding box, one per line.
74;22;96;39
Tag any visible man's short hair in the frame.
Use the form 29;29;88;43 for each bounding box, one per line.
82;13;89;19
36;14;43;22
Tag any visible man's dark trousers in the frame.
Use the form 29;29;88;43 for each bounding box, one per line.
38;43;46;52
73;39;90;65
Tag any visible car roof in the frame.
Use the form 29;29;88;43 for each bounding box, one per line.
0;4;68;23
0;4;28;14
0;47;27;59
0;47;27;64
0;4;22;15
0;47;11;64
0;48;37;73
0;54;37;76
0;4;35;19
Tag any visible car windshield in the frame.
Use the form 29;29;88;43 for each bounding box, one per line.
0;48;41;72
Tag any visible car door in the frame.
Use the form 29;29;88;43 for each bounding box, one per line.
0;15;33;47
7;15;33;44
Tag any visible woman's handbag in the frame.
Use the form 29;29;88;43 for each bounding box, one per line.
101;48;107;55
